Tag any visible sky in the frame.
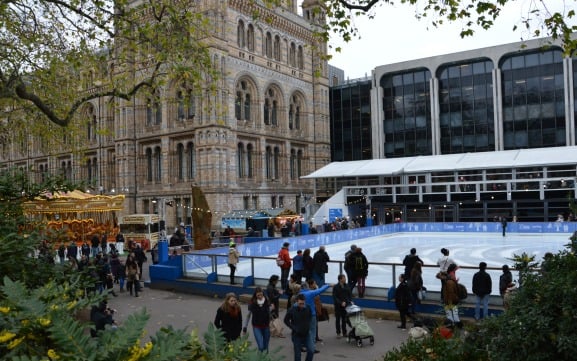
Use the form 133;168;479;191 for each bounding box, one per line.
324;1;569;80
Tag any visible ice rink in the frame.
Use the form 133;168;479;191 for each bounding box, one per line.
203;231;570;295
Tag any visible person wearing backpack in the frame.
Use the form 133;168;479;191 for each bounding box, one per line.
472;262;492;321
442;263;462;328
343;244;357;289
346;247;369;298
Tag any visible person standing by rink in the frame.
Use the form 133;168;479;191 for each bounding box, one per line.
402;248;423;279
277;242;292;291
437;248;456;301
214;293;243;342
472;262;492;321
312;246;330;287
284;294;314;361
243;287;271;353
228;241;240;285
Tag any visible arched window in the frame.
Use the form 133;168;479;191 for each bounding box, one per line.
86;159;92;183
265;146;273;179
273;35;281;61
146;148;153;182
264;88;280;126
86;105;97;141
297;150;303;178
237;143;246;178
237;20;245;48
265;32;272;58
273;146;280;180
235;80;253;121
177;91;185;120
289;94;303;130
247;143;254;178
146;92;162;125
290;149;296;179
297;46;304;70
177;143;184;180
187;142;196;179
289;43;296;67
154;146;162;182
177;85;195;121
247;24;255;52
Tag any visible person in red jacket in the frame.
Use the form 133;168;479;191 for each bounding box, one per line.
278;242;292;291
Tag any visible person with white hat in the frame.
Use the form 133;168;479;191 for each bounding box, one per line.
228;241;240;285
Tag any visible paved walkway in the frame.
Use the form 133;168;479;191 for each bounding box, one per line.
107;285;409;361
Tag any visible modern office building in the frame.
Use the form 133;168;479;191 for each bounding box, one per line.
0;0;331;232
329;76;373;162
313;36;577;224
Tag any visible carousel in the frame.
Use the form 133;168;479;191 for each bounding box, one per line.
22;190;125;246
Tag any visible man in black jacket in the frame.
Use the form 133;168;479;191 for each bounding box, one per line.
332;274;352;338
284;294;314;361
472;261;492;320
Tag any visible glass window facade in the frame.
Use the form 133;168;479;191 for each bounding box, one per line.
380;69;432;158
501;48;565;149
329;80;372;161
437;59;495;154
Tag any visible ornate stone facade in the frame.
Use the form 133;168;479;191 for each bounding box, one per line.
0;0;330;231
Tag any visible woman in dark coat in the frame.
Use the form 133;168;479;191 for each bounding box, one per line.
214;292;243;342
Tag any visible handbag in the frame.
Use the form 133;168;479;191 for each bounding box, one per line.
436;271;447;280
317;307;330;322
276;256;285;266
417;289;426;301
270;316;285;337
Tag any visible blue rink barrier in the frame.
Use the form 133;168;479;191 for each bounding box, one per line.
152;221;577;282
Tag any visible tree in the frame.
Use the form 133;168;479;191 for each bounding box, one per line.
313;1;577;56
1;0;218;129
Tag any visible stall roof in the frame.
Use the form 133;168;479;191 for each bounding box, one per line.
221;208;298;219
22;190;125;214
302;146;577;179
221;210;271;219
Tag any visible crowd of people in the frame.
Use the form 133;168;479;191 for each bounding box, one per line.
213;240;523;361
38;235;149;299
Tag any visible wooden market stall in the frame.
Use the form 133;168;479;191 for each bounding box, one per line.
22;190;125;246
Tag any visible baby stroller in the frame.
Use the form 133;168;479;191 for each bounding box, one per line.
345;304;375;347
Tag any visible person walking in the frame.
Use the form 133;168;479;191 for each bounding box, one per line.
228;241;240;285
242;287;271;353
394;274;412;330
312;246;330;287
346;247;369;298
301;279;330;352
133;244;147;280
214;293;243;342
284;294;314;361
277;242;292;291
125;254;140;297
332;274;352;338
472;261;492;321
266;275;282;319
402;248;423;278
